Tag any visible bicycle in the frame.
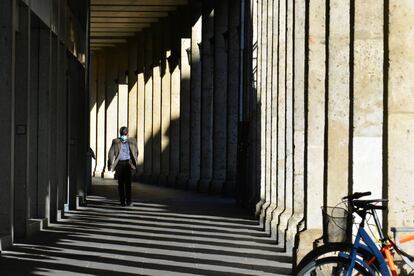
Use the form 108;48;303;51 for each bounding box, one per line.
295;192;414;275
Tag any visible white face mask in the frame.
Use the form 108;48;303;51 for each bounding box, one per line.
120;135;128;141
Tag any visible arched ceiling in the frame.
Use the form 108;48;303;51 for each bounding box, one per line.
90;0;188;51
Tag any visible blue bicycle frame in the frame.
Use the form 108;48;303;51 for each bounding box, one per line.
339;226;390;276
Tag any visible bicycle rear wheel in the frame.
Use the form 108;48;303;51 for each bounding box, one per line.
398;233;414;270
296;256;370;276
295;242;381;274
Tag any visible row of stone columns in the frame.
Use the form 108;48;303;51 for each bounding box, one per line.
251;0;307;252
90;0;241;195
250;0;414;263
0;0;88;249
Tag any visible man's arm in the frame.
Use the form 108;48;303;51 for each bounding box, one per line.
129;138;139;165
107;140;115;170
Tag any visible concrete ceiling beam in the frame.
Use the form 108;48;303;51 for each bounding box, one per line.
90;17;158;23
91;0;187;5
91;27;143;32
90;43;116;47
91;11;169;17
91;22;150;28
91;32;136;37
91;38;128;43
90;5;176;12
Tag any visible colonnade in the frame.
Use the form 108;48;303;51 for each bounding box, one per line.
0;0;88;249
250;0;414;262
90;0;242;196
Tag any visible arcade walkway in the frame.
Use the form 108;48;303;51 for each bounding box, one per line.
0;178;292;276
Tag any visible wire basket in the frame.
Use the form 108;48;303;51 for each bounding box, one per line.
322;206;351;243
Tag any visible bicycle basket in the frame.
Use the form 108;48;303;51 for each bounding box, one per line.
322;206;351;243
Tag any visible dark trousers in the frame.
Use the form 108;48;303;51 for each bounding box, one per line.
116;160;132;204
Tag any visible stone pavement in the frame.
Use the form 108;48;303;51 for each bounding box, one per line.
0;178;292;275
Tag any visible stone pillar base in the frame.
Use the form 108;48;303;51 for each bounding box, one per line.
177;174;189;189
285;215;303;256
295;228;323;265
93;169;105;178
57;210;65;221
26;218;48;240
0;235;12;252
198;178;211;193
151;175;160;185
167;175;178;187
263;203;277;232
158;175;169;186
223;180;236;196
76;195;87;208
103;171;115;179
187;178;200;191
255;199;266;217
141;174;152;184
210;179;225;194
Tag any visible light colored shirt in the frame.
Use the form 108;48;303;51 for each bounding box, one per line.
119;141;130;161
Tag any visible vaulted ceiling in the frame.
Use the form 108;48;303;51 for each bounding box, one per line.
90;0;188;51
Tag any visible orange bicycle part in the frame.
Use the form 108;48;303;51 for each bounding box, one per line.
399;234;414;244
357;235;414;276
383;246;398;276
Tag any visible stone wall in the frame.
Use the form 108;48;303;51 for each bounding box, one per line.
250;0;414;265
0;0;88;249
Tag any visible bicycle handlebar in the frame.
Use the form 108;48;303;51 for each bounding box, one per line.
354;199;388;211
342;191;371;200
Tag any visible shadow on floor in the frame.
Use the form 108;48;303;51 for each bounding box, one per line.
0;179;292;276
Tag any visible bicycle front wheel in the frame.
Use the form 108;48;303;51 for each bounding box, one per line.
296;256;370;276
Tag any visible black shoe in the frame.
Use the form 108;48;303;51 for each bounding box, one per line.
126;202;132;206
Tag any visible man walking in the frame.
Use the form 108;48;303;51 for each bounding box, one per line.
107;126;139;206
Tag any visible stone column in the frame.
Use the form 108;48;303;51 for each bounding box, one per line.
128;38;138;140
13;2;30;239
272;0;287;237
152;24;162;184
104;50;118;179
388;0;414;228
225;0;240;196
117;47;128;130
29;28;39;219
95;53;106;177
178;12;192;188
188;1;203;191
249;0;260;209
168;17;181;187
353;1;383;199
198;4;214;193
68;56;80;210
326;0;350;206
260;0;272;229
37;28;51;218
211;0;229;194
0;0;15;247
74;60;87;206
49;34;58;223
297;0;326;261
90;54;98;177
288;0;306;255
269;0;279;226
118;84;128;128
254;0;265;215
57;41;67;213
160;19;172;185
136;35;146;177
278;0;295;244
144;31;154;180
